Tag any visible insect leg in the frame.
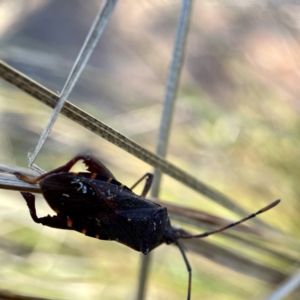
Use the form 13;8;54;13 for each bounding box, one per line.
77;153;116;178
176;241;192;300
21;192;71;230
15;153;115;184
130;173;153;197
15;154;90;184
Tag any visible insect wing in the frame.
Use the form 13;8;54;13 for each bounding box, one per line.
85;179;168;252
89;178;161;216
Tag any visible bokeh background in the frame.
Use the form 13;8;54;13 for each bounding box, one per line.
0;0;299;299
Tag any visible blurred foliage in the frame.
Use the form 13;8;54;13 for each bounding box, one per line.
0;0;300;299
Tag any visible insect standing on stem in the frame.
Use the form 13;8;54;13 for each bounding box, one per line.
15;153;280;300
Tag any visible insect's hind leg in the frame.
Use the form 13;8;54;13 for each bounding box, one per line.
15;153;115;184
130;173;153;197
21;192;71;230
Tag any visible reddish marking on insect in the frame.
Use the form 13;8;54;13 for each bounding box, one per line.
95;234;100;239
67;219;73;228
72;172;79;176
91;173;97;179
82;228;87;235
106;178;113;183
119;184;125;188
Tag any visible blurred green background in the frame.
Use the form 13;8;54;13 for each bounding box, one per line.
0;0;299;299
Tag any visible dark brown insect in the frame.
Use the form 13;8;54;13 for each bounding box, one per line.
15;153;280;300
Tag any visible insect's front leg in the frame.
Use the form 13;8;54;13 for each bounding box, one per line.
15;154;92;184
21;192;71;230
15;153;115;184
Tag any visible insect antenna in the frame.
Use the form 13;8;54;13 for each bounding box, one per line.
175;241;192;300
179;199;280;240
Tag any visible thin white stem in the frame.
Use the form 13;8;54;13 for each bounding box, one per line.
136;1;193;300
29;0;119;168
264;270;300;300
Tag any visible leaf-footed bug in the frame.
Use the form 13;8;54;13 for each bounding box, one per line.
15;153;280;300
